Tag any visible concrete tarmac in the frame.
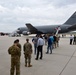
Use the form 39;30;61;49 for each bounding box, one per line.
0;36;76;75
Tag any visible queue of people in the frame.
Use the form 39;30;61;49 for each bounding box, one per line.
8;34;60;75
32;34;60;55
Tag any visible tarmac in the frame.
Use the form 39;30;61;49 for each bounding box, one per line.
0;35;76;75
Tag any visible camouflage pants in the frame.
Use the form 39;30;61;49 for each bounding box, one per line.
24;54;31;65
10;57;20;75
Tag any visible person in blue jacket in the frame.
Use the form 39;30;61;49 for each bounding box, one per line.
46;35;52;54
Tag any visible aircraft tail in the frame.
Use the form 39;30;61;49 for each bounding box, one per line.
64;11;76;25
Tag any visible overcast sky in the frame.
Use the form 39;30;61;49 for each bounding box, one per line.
0;0;76;32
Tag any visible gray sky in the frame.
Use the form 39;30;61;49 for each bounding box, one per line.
0;0;76;32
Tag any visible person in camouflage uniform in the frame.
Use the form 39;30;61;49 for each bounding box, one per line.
16;39;21;58
8;40;21;75
16;39;21;51
23;38;33;67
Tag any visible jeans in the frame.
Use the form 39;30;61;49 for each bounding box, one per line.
47;44;52;54
34;44;37;54
36;46;43;59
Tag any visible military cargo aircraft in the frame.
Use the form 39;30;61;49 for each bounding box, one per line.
17;11;76;35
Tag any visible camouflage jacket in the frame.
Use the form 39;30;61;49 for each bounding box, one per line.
23;42;32;54
17;43;21;51
8;45;21;57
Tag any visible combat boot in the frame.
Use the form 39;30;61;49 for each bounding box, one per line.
25;63;27;67
28;63;32;67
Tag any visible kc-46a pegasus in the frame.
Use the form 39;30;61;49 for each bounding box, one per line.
17;11;76;35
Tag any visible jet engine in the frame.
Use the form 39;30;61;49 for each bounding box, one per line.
22;31;30;35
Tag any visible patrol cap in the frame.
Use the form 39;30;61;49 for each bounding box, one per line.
14;40;18;43
16;39;19;42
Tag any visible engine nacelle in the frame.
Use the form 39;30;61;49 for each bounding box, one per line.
22;31;30;35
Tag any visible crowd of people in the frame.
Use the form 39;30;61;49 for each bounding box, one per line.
32;34;60;55
8;34;60;75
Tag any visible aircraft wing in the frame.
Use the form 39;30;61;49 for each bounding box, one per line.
68;24;76;30
25;23;43;34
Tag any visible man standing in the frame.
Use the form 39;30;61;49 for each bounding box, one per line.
73;35;76;45
8;40;21;75
70;35;74;45
32;35;38;55
46;35;52;54
16;39;21;58
35;35;44;60
16;39;21;51
23;39;33;67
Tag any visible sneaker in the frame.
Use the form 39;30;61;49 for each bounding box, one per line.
46;52;48;54
40;57;42;60
25;65;27;67
35;58;38;60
